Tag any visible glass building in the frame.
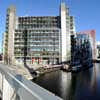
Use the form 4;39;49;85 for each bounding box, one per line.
97;42;100;58
3;2;75;65
71;33;93;71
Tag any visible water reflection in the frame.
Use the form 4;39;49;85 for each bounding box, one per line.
60;72;72;100
33;64;100;100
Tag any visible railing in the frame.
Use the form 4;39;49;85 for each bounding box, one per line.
0;64;62;100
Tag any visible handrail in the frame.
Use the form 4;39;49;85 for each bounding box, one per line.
0;64;62;100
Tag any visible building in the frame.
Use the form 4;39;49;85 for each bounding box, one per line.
96;41;100;59
3;2;75;65
71;33;93;71
79;30;96;60
70;16;76;35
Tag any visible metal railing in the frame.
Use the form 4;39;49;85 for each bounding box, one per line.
0;64;62;100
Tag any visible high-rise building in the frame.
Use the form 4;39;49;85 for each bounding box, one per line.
79;30;96;60
3;2;75;65
96;41;100;58
71;33;93;71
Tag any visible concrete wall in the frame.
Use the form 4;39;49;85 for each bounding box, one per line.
60;3;71;62
7;6;16;65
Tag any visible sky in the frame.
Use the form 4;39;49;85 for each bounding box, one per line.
0;0;100;53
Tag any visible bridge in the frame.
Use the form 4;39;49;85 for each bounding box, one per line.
0;64;62;100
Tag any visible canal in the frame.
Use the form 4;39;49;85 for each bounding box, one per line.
33;63;100;100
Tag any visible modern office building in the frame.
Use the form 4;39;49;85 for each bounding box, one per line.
3;2;75;65
96;41;100;58
79;30;96;60
71;33;93;71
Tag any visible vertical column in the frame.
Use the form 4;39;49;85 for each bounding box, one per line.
60;2;71;62
60;3;67;62
7;6;16;65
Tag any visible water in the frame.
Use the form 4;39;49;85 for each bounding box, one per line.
33;63;100;100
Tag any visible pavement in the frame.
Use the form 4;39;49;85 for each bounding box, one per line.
8;64;33;80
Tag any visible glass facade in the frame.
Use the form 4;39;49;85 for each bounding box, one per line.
71;34;93;71
3;3;75;65
14;17;61;64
